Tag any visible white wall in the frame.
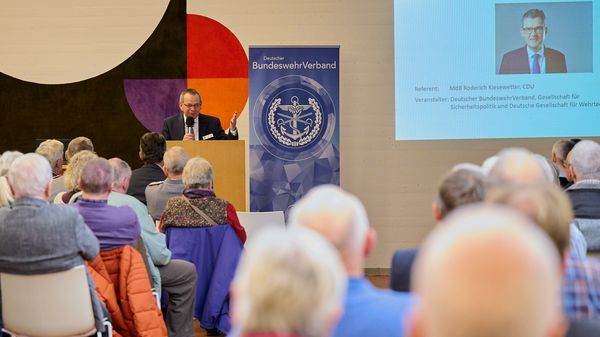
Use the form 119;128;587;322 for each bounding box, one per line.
191;0;579;268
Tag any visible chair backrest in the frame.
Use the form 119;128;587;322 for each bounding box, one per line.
236;211;286;242
1;265;96;337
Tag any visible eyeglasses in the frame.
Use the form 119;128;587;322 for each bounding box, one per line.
522;26;545;34
183;103;201;109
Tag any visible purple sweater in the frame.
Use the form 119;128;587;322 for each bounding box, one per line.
73;198;141;251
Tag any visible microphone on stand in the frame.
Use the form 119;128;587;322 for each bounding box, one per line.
185;117;195;140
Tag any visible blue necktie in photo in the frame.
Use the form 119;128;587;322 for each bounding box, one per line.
532;54;541;74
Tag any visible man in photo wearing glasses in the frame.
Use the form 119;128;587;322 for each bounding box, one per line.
162;88;239;140
499;9;567;74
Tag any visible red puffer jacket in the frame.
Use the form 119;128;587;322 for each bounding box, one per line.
87;245;167;337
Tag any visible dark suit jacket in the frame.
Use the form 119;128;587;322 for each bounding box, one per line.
161;113;238;141
499;46;567;74
389;248;418;292
126;163;167;205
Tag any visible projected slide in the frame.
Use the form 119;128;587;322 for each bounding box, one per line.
394;1;599;140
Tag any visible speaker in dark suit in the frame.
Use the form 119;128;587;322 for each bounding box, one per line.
162;88;238;141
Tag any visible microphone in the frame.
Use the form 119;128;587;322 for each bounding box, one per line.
185;117;195;139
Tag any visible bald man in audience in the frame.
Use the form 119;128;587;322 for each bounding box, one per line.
552;139;576;189
145;146;189;220
487;184;600;328
408;205;567;337
109;157;197;337
288;185;415;337
565;140;600;252
35;139;67;200
390;167;486;292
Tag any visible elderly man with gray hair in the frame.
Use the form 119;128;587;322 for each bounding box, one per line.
0;153;106;332
35;139;67;200
146;146;189;220
288;185;414;337
108;157;197;337
408;205;566;337
565;140;600;252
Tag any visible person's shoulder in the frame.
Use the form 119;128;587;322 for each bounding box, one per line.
545;47;566;58
163;113;181;123
503;46;527;58
45;203;86;225
145;180;164;192
198;113;220;123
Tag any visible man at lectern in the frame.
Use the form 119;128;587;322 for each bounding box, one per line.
162;88;239;141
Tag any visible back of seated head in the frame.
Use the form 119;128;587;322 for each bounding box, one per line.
486;148;548;188
7;153;52;199
65;137;94;161
0;151;23;177
140;132;166;164
552;140;576;168
486;184;572;258
287;184;370;260
435;168;486;219
35;139;64;168
108;158;132;191
163;146;189;176
568;140;600;181
232;227;345;337
182;157;213;189
64;150;98;191
411;204;564;337
79;158;113;194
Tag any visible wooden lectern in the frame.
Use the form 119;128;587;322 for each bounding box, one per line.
166;140;246;211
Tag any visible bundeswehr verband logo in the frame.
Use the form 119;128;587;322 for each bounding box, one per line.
253;75;336;161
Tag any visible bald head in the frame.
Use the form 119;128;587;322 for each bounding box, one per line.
288;185;371;275
411;205;564;337
487;148;549;187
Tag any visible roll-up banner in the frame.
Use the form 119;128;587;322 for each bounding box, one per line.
249;46;340;213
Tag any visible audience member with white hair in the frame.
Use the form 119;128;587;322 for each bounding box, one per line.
0;151;23;207
390;168;486;292
160;156;246;243
288;185;414;337
35;139;67;200
565;140;600;252
408;204;566;337
108;157;197;337
145;146;189;220
232;227;346;337
487;184;600;326
0;153;106;332
54;150;98;204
